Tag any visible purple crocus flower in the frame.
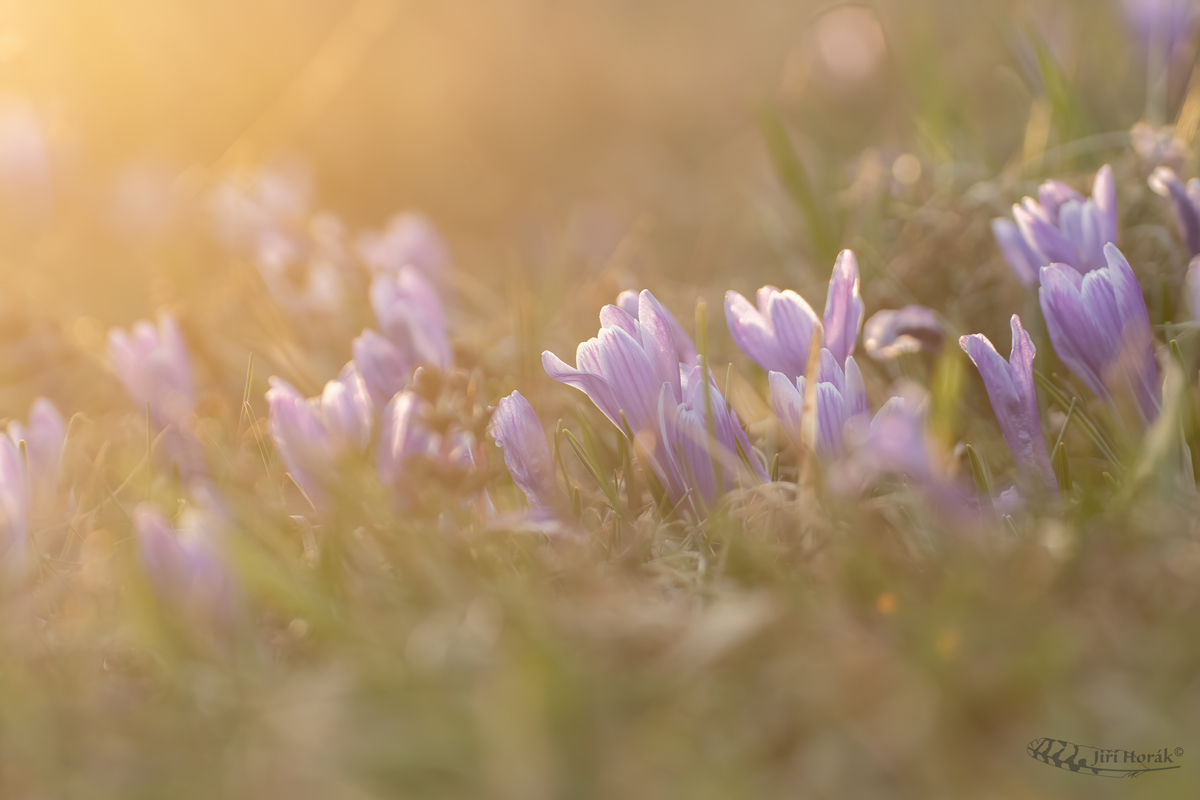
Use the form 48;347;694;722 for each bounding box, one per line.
862;305;944;360
490;391;558;508
1148;167;1200;255
0;437;28;566
769;350;871;459
319;363;373;454
356;212;451;286
6;397;65;507
959;315;1058;494
616;289;698;364
993;165;1117;285
108;313;195;429
135;503;233;625
370;267;452;371
1121;0;1198;65
353;329;412;411
1039;244;1160;424
544;290;765;507
376;391;439;490
724;249;864;377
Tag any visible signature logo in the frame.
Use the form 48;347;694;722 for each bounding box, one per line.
1028;738;1183;778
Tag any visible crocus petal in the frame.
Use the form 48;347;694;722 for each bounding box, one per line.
725;290;790;375
595;325;663;437
615;290;639;317
353;330;411;412
320;363;373;454
1092;164;1118;244
266;378;333;502
1014;200;1077;266
843;357;870;425
542;349;623;431
1150;166;1200;255
863;306;943;360
770;371;805;449
1102;244;1160;421
1038;179;1085;225
637;290;683;403
490;391;558;508
992;217;1041;287
9;397;65;499
376;391;437;489
767;290;820;376
823;249;864;365
108;314;196;429
370;267;452;369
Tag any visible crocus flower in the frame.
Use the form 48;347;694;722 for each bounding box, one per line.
376;391;439;491
769;350;870;459
356;212;451;285
135;503;233;625
616;289;698;364
1039;244;1160;424
993;165;1117;285
370;267;452;370
862;305;944;360
7;397;65;506
0;437;28;566
1121;0;1197;67
1148;167;1200;255
490;391;557;508
724;249;864;377
108;313;195;429
267;368;373;501
960;315;1058;494
353;329;412;411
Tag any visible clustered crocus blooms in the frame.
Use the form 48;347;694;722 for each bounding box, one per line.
7;397;65;507
135;502;233;626
266;365;372;505
862;305;943;360
1149;167;1200;256
356;212;452;287
960;315;1058;494
489;391;557;508
370;267;453;371
725;249;864;377
1039;244;1160;424
992;165;1117;285
769;350;870;460
543;290;765;507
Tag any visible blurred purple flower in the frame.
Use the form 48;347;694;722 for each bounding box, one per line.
1149;166;1200;255
376;391;439;491
1121;0;1197;64
616;289;698;364
1039;244;1160;424
353;330;412;411
724;249;863;377
490;391;558;508
770;350;870;459
0;437;28;566
862;305;943;359
993;165;1117;285
135;503;233;625
319;363;373;454
6;397;65;506
356;212;452;286
370;267;453;370
1188;256;1200;321
108;313;195;429
960;315;1058;494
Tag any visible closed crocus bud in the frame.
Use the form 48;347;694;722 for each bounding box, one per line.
108;313;195;428
266;378;334;503
490;391;557;508
370;267;452;370
770;350;870;459
135;503;233;625
862;305;943;359
320;363;372;454
822;250;865;366
353;329;411;411
1039;244;1160;424
7;397;65;503
960;315;1058;494
1149;167;1200;255
991;218;1041;287
376;391;438;489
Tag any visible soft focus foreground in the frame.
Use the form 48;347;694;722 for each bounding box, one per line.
4;1;1200;798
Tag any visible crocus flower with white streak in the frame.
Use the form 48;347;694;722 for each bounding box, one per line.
108;313;195;429
770;350;870;460
862;305;944;360
992;165;1117;285
370;267;452;370
616;289;698;364
544;290;765;507
960;315;1058;494
7;397;65;507
1039;244;1160;424
376;391;439;491
356;212;451;286
135;503;234;626
725;249;864;377
489;391;558;508
266;369;371;504
1149;167;1200;255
